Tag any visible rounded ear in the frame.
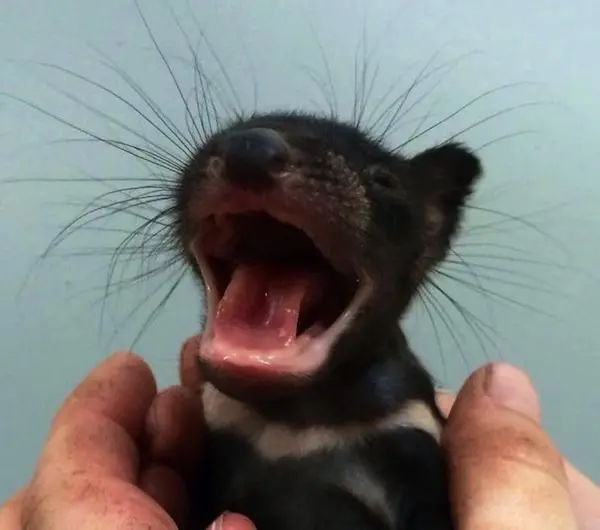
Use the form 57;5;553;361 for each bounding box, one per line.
409;142;483;264
409;142;482;207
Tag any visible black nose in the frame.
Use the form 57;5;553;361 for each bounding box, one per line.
219;128;289;191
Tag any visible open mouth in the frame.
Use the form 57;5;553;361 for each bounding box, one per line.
191;207;373;378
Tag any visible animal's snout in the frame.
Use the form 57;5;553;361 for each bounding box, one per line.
218;127;290;191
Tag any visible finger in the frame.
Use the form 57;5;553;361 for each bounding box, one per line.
209;512;256;530
145;385;205;472
22;476;177;530
22;353;164;528
436;387;600;528
443;363;578;530
53;351;157;443
36;352;157;484
139;464;189;528
435;390;456;417
0;489;24;530
180;335;203;391
22;406;144;528
565;463;600;530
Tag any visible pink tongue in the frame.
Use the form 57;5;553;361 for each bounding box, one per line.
214;264;324;350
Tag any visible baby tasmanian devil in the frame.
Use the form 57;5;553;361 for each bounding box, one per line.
175;111;482;530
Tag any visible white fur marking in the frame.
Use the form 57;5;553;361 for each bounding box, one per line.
340;464;396;527
202;384;442;461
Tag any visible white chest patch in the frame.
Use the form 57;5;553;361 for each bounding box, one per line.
202;384;442;461
340;462;396;527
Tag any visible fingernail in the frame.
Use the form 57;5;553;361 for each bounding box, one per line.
208;513;255;530
208;514;224;530
484;363;540;419
146;395;169;445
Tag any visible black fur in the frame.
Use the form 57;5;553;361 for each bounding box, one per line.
193;427;452;530
175;111;482;529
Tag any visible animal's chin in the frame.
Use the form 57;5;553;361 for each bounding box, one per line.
190;207;373;381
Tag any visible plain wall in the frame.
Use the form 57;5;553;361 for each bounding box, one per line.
1;0;599;499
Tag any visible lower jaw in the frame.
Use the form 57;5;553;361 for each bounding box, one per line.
195;353;320;405
192;258;373;394
198;327;328;381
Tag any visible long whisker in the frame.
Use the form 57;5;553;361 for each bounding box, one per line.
370;49;445;139
370;51;480;141
185;0;246;119
395;83;543;149
426;279;504;362
133;0;201;153
435;269;562;322
29;61;193;161
415;289;449;378
0;92;186;173
418;285;473;369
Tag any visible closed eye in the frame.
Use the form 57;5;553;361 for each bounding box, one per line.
368;167;398;190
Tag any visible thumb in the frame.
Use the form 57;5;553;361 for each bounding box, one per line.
442;363;578;530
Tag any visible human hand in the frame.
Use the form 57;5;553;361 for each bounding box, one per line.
438;362;600;530
0;351;255;530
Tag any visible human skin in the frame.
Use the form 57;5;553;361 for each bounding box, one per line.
435;365;600;530
0;338;598;529
0;350;252;530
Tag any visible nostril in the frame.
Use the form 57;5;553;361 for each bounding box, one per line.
219;127;290;191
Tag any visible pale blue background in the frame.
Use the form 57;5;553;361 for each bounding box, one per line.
1;0;599;499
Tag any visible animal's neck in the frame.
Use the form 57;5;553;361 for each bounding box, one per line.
202;382;444;461
217;328;442;428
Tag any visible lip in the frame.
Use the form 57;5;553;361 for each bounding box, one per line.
194;247;373;377
184;176;359;276
186;185;374;378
